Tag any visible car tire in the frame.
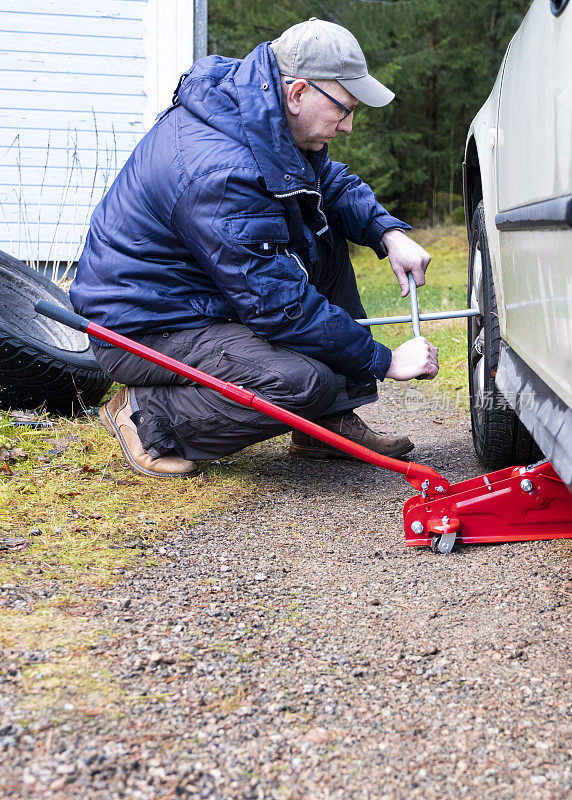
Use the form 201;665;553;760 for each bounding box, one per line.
0;249;112;414
467;202;543;467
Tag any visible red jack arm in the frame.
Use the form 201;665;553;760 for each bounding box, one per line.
86;321;448;492
33;301;449;493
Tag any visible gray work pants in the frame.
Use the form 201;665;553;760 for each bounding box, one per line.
92;235;378;461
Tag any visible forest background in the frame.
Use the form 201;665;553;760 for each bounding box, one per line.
207;0;531;225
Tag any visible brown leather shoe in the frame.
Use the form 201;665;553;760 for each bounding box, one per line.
289;412;414;461
99;387;200;478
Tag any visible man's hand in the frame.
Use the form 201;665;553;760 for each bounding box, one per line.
382;229;431;298
386;337;439;381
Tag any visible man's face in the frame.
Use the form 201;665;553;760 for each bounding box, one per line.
283;79;358;152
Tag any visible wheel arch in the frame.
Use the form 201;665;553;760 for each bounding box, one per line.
463;118;508;338
462;135;483;241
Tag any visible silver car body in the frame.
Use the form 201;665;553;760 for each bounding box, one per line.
463;0;572;486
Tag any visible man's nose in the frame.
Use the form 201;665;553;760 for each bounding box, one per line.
337;112;353;133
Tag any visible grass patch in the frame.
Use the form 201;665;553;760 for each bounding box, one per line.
0;410;249;587
352;224;470;402
0;410;250;726
0;603;150;722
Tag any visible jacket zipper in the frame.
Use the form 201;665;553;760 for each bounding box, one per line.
315;177;328;235
274;188;321;200
283;247;309;285
274;186;329;236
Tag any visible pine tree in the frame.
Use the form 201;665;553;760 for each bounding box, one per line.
207;0;532;220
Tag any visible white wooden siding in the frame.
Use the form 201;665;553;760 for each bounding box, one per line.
0;0;194;265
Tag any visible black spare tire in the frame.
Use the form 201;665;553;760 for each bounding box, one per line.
0;249;112;414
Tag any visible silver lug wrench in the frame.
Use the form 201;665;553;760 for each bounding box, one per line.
408;273;422;338
408;273;430;381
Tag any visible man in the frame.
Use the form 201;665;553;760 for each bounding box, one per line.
70;18;439;479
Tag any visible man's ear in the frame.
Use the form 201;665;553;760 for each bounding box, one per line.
284;78;307;117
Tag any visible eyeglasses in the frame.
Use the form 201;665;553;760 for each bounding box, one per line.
285;79;354;120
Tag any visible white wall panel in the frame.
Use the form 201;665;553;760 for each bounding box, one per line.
0;0;194;264
2;88;146;118
0;51;144;74
0;166;122;191
0;145;133;170
0;129;140;150
143;0;194;128
1;205;105;226
0;31;145;58
5;71;144;94
2;90;147;114
2;1;145;18
2;10;143;38
0;222;96;262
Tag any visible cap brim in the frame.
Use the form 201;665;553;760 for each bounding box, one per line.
338;73;394;107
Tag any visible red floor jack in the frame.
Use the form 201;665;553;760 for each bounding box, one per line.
35;294;572;554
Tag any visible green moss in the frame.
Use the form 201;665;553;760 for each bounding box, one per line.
0;409;253;726
0;412;250;586
0;605;141;721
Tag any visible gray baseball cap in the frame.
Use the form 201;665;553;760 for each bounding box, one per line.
270;18;394;107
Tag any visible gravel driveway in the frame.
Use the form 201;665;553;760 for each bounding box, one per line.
1;383;570;799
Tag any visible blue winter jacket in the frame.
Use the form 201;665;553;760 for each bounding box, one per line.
70;43;411;381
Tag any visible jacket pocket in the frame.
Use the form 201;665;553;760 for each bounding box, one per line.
226;213;290;247
225;213;304;318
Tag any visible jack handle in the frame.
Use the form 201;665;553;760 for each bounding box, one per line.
35;300;450;494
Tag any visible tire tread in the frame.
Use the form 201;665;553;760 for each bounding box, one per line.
467;202;542;468
0;250;112;414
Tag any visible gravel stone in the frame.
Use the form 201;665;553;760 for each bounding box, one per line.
0;384;570;800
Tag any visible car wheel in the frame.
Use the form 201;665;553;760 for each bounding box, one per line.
467;202;542;467
0;249;112;414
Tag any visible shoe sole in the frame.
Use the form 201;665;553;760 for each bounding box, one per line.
288;441;415;461
99;403;199;479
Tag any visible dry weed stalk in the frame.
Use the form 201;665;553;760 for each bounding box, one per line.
0;113;118;286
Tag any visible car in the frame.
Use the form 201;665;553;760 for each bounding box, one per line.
462;0;572;490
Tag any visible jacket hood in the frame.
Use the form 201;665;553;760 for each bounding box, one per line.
175;44;317;193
